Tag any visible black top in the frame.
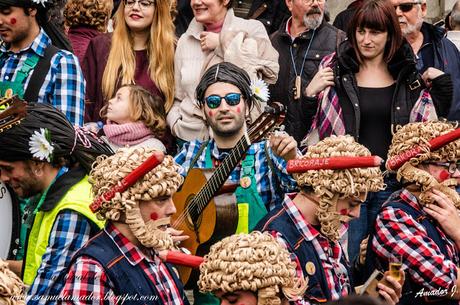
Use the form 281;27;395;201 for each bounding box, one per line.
358;83;395;159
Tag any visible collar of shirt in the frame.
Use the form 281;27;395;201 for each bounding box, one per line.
208;139;257;162
399;188;427;213
282;195;347;242
285;17;316;41
104;222;158;266
0;28;50;57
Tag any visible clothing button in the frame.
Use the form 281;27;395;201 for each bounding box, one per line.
263;3;267;7
355;103;359;107
343;77;347;81
315;54;320;58
4;75;9;80
396;106;400;110
293;43;297;48
267;21;271;25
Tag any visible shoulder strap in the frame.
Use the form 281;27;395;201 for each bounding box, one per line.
187;140;209;174
23;44;59;103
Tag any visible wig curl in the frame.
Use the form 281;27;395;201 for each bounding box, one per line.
295;135;384;241
198;231;307;305
89;147;184;250
0;259;25;305
387;121;460;206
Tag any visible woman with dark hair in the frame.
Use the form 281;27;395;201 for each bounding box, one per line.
0;103;113;304
304;0;452;264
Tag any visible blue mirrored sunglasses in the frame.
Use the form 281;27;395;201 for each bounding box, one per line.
204;93;242;109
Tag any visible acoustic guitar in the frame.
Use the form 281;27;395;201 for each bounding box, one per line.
172;102;285;287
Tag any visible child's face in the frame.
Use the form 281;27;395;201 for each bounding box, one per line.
107;86;132;124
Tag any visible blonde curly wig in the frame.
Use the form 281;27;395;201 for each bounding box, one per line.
89;147;184;250
0;259;25;305
295;135;384;241
198;231;307;305
387;121;460;206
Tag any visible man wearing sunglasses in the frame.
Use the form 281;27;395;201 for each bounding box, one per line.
391;0;460;121
367;121;460;305
175;61;299;304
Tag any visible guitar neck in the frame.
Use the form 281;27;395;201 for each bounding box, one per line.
193;134;251;212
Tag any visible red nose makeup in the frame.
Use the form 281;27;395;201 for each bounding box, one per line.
150;212;158;220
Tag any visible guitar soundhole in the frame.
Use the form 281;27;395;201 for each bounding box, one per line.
185;195;202;232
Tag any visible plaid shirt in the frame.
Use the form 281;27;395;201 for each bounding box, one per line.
372;189;460;292
174;139;298;210
59;223;186;305
26;210;96;305
0;29;85;126
268;196;350;304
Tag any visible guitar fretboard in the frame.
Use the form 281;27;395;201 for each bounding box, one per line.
192;133;251;215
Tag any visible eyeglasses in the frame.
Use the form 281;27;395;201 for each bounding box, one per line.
393;1;422;13
426;161;459;174
204;93;242;109
124;0;155;9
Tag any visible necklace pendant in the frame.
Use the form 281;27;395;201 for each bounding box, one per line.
294;76;301;100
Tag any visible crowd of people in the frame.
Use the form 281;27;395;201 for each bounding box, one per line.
0;0;460;304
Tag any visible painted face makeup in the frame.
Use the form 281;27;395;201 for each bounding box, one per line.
10;18;16;25
150;212;158;220
439;170;450;182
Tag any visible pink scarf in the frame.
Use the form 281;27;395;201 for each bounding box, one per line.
103;122;153;146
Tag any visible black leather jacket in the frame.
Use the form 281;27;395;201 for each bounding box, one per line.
332;39;452;140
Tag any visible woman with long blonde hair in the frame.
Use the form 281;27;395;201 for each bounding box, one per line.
82;0;175;134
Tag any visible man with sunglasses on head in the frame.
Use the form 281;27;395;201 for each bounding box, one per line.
368;121;460;305
391;0;460;121
174;61;299;304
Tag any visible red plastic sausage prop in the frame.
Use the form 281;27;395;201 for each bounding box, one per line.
287;156;383;173
90;151;164;212
165;251;204;269
386;128;460;171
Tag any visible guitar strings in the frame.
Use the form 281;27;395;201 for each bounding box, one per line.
172;112;280;231
172;136;249;229
172;122;260;229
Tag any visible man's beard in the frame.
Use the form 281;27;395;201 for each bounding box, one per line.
207;114;245;138
303;8;324;30
400;13;423;36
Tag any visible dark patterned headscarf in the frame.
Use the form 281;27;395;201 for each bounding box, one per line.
195;62;253;109
0;103;113;172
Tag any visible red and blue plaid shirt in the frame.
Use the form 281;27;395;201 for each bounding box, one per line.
269;195;350;304
0;29;85;126
59;223;186;305
372;189;460;292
